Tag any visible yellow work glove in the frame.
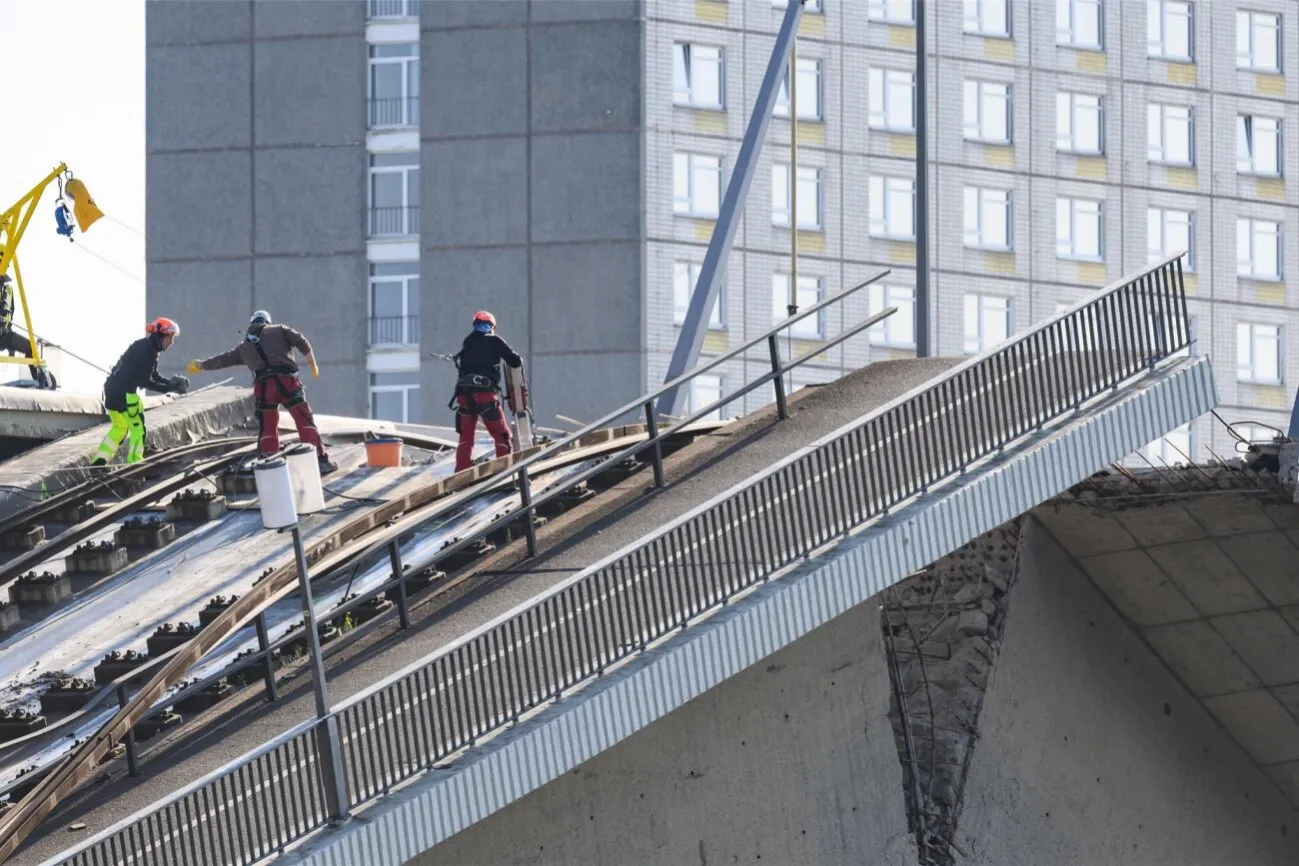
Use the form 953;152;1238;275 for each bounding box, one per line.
307;354;320;380
185;360;202;375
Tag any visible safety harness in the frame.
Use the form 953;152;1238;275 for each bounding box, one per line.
247;332;304;410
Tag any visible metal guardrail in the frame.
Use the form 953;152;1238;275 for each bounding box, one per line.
46;256;1190;866
366;97;419;130
367;0;418;19
367;206;419;238
367;314;419;347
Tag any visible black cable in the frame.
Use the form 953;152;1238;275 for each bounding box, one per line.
322;486;387;505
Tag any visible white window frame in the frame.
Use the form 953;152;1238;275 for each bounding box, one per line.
1237;218;1282;281
1055;197;1104;261
963;80;1011;144
687;373;725;422
673;153;722;218
868;176;916;240
963;0;1010;37
774;57;823;121
773;274;825;340
368;262;420;346
1141;423;1192;465
1146;103;1194;166
1056;92;1104;154
1236;9;1281;72
1146;207;1194;271
867;0;915;25
963;293;1012;355
1237;115;1282;177
1148;0;1193;62
868;68;916;132
1237;322;1282;384
868;284;916;349
772;164;823;231
368;152;420;237
673;262;724;329
673;43;724;110
1056;0;1103;50
369;372;420;423
963;187;1012;251
368;43;419;129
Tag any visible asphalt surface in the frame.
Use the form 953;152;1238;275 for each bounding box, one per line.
10;358;963;865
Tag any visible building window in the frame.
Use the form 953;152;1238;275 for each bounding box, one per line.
774;57;822;121
1237;322;1282;384
673;43;724;110
1233;423;1282;445
1056;92;1103;154
368;153;419;237
1236;10;1280;72
1141;423;1191;465
1147;103;1193;166
774;0;822;12
1237;115;1282;176
1056;198;1103;261
772;274;824;339
964;294;1011;354
867;0;915;24
1056;0;1102;49
1147;207;1194;270
367;0;418;19
369;372;421;423
687;373;724;422
963;187;1012;250
369;262;420;346
963;81;1011;143
772;164;823;230
963;0;1009;37
368;44;419;129
1237;218;1282;280
868;176;915;240
1148;0;1193;61
868;284;916;349
673;262;724;329
868;68;915;132
673;153;722;218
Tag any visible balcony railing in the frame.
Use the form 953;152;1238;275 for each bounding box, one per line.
367;0;418;19
368;96;419;130
368;205;420;238
369;315;420;347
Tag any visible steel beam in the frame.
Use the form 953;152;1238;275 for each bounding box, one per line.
659;0;806;418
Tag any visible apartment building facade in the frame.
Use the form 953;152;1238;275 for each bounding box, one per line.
147;0;1299;461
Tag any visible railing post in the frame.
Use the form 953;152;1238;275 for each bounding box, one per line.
254;612;278;702
387;539;410;629
116;684;139;777
517;468;539;557
644;401;665;488
768;334;789;420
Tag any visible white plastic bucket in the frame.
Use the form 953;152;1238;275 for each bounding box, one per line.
283;443;325;516
253;456;297;529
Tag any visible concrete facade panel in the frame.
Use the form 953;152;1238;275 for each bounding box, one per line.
530;242;642;356
148;151;252;261
146;0;250;46
254;147;366;256
418;1;526;30
529;0;640;24
531;133;641;243
421;28;527;139
253;0;364;39
146;258;253;382
422;137;528;248
253;37;366;148
420;247;530;365
146;43;251;153
529;21;642;134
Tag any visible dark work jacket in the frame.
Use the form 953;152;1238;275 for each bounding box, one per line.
454;332;522;392
104;336;171;410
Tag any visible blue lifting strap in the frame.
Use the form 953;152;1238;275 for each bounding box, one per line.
54;203;75;240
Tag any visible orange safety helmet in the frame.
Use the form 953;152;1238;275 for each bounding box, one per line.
145;317;180;337
472;310;496;328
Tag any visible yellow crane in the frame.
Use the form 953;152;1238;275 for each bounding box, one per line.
0;163;102;388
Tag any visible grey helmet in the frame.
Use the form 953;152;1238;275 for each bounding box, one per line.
250;310;272;326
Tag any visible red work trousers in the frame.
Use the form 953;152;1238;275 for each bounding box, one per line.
254;374;325;458
454;391;512;472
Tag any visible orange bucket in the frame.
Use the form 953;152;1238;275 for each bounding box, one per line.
364;437;403;468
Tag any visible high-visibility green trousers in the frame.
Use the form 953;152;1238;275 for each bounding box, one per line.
95;392;145;464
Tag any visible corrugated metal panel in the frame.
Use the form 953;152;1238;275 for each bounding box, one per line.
278;356;1217;865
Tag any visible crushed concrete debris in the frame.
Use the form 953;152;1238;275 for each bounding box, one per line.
1045;459;1287;512
881;520;1024;866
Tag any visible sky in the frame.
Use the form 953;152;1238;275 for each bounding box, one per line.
0;1;144;395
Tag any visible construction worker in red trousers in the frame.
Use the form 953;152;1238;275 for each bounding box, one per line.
185;311;338;475
92;317;189;465
450;311;522;472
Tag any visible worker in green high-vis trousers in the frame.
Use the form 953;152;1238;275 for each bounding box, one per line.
92;318;189;466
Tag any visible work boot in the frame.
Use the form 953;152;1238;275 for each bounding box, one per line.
90;457;106;467
318;455;339;476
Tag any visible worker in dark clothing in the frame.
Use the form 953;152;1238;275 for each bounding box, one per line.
92;317;189;465
450;310;523;472
186;310;337;474
0;275;55;388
